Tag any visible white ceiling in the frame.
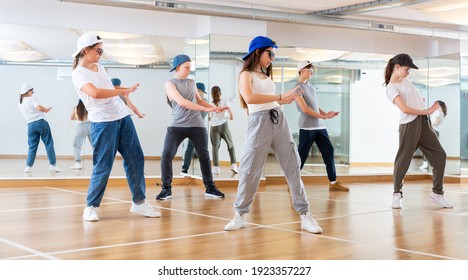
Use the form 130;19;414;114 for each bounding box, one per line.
1;0;468;65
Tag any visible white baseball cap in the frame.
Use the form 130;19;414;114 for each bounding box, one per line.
297;60;313;71
71;33;103;57
20;83;33;95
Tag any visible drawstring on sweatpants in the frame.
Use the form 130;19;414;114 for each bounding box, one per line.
269;109;278;124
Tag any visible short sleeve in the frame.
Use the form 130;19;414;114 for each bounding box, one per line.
72;68;89;92
386;84;400;104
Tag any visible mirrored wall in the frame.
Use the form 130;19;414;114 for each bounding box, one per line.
0;23;464;179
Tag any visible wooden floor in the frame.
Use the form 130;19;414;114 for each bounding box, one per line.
1;178;468;260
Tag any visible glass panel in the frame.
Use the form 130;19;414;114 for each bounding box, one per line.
460;47;468;175
184;35;210;177
270;66;351;176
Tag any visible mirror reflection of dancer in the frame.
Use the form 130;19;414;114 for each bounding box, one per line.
111;78;146;118
384;53;452;209
157;54;228;200
18;84;61;173
72;33;160;221
180;82;209;176
70;99;92;170
209;86;238;175
295;60;349;192
224;36;322;234
419;100;447;170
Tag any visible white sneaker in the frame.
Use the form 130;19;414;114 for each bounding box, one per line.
49;165;62;172
24;166;31;173
213;166;221;174
392;193;402;209
430;193;453;208
224;213;246;231
419;161;428;170
83;206;99;221
230;163;239;174
130;201;161;217
300;212;323;234
70;162;82;169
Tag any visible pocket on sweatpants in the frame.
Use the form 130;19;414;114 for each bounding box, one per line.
239;146;259;175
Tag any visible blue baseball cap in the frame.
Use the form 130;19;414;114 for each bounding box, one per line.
242;36;278;61
170;54;191;72
111;78;121;86
196;82;206;93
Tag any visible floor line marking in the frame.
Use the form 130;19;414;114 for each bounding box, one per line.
0;237;60;260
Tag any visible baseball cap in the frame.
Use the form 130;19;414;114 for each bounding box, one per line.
392;53;419;69
20;83;33;95
242;36;278;61
196;82;206;93
72;33;103;57
297;60;313;71
170;54;191;72
111;78;122;87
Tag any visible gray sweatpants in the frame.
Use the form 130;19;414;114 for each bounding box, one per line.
394;115;446;195
233;107;310;216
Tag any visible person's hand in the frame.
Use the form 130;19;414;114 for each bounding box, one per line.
279;86;302;104
122;83;140;97
428;101;440;114
214;106;229;113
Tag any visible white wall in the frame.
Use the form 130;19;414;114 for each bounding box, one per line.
350;69;400;163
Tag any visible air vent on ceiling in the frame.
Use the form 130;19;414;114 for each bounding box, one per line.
154;1;187;9
370;23;394;30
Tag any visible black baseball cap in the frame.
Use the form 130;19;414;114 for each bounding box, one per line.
392;53;419;69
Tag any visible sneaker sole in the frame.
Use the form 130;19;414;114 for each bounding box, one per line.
130;210;161;218
156;195;172;200
429;197;453;208
205;193;224;198
83;217;99;222
301;227;322;234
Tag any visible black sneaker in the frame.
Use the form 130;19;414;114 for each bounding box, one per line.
205;186;225;198
156;188;172;200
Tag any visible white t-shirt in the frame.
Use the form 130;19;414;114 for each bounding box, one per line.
431;108;445;130
18;96;46;124
210;100;230;127
386;78;425;124
72;64;129;122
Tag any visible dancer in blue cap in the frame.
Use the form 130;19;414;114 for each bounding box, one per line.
157;54;228;200
224;36;323;233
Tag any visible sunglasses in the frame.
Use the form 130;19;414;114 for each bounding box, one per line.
264;50;275;59
93;47;104;55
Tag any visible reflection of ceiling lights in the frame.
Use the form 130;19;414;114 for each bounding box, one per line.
287;48;345;62
417;67;460;78
0;40;45;61
0;40;29;52
186;39;209;45
340;52;392;62
105;43;159;65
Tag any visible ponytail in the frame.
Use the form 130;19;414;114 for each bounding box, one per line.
383;58;395;86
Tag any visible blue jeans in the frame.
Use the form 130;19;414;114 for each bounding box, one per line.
73;122;92;162
87;115;146;207
26;119;57;167
298;128;336;182
161;126;214;189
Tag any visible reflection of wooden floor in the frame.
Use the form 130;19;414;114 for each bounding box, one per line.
1;180;468;260
0;156;461;179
